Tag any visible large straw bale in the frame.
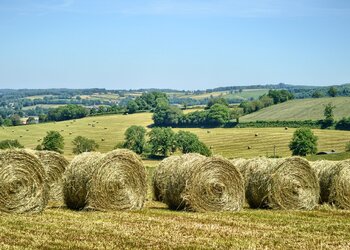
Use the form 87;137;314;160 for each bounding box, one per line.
245;157;319;210
0;149;48;213
63;152;103;210
155;153;245;212
311;160;350;209
152;155;181;201
88;149;147;211
64;149;147;211
34;150;68;203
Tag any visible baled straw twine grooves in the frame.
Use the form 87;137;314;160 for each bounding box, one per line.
156;153;245;212
88;149;147;211
245;157;319;210
0;149;48;213
64;149;147;211
34;150;69;203
63;152;103;210
152;155;182;201
311;160;350;209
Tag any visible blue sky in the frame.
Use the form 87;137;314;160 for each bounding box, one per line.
0;0;349;90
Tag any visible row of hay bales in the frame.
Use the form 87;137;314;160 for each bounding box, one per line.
0;149;68;213
0;149;147;213
1;148;349;214
153;155;350;211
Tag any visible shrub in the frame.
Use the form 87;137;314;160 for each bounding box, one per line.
0;139;24;149
42;131;65;154
289;128;318;156
123;126;147;154
148;127;176;157
72;136;99;154
175;130;211;156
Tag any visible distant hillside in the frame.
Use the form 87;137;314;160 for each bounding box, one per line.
240;97;350;122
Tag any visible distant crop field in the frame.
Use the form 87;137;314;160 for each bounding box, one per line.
1;112;349;163
241;97;350;122
22;104;67;110
176;89;268;101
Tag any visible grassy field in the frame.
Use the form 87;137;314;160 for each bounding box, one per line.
1;113;350;249
241;97;350;121
1;202;350;249
1;112;350;163
175;89;268;101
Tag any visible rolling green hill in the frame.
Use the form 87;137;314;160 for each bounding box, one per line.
240;97;350;122
1;112;350;164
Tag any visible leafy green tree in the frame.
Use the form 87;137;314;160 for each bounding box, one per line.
123;125;147;154
41;131;65;153
47;104;88;122
152;102;183;126
3;118;12;126
322;103;336;128
175;131;211;156
72;136;99;154
312;90;323;98
289;128;318;156
0;139;24;149
126;100;139;114
10;114;21;126
328;87;338;97
0;116;3;126
148;127;176;157
335;117;350;130
268;90;294;104
206;97;229;109
207;104;231;126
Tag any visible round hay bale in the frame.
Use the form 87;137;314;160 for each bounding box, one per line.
88;149;147;211
152;155;182;201
245;157;319;210
230;158;248;181
0;149;48;213
310;160;350;209
159;153;244;212
34;151;69;204
63;152;103;210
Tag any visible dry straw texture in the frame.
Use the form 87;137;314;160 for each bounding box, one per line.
0;149;48;213
311;160;350;209
152;155;182;201
88;149;147;211
244;157;319;210
155;153;245;212
63;152;103;210
64;150;147;211
34;150;69;204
